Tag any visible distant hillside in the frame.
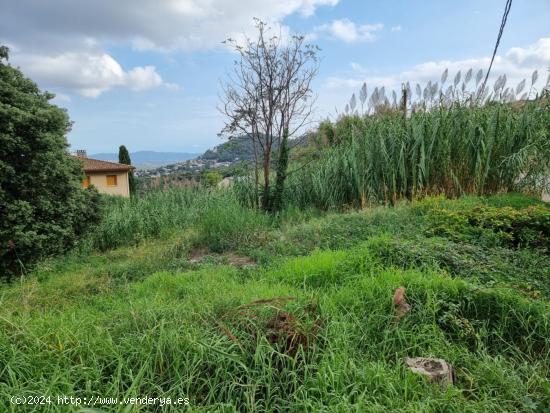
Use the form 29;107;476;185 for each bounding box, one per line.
136;135;310;179
199;134;310;163
200;136;255;162
136;136;257;178
90;151;199;169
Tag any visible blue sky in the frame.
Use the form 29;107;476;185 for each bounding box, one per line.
1;0;549;153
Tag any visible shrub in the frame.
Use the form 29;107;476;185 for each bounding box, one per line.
202;171;222;188
484;192;547;209
0;48;102;280
425;203;550;249
333;115;364;145
317;120;335;147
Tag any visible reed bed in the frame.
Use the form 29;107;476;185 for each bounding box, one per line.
280;100;550;210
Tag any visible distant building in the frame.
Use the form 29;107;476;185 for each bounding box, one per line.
74;150;135;197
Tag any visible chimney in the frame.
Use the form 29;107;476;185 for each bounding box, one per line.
76;149;87;158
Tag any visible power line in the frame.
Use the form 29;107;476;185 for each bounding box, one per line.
479;0;513;97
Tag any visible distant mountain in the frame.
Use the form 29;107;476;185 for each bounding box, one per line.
200;136;256;162
137;135;309;179
90;151;199;169
136;136;256;178
200;134;309;162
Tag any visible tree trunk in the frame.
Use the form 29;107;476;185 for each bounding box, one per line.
271;128;289;213
261;144;271;211
251;135;260;208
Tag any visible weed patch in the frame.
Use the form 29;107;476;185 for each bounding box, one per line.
2;193;549;412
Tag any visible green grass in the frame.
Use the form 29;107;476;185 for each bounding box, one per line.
1;192;549;412
81;188;271;252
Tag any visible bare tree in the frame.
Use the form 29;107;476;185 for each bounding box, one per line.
219;19;319;211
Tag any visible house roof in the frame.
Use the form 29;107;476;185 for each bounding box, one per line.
75;156;135;173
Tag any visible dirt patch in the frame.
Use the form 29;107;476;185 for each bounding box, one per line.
224;252;256;267
188;246;209;264
188;248;256;267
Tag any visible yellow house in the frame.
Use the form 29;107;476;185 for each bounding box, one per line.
75;152;135;197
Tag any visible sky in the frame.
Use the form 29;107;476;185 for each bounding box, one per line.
1;0;549;153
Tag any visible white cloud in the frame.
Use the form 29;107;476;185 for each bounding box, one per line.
325;38;550;92
1;0;340;53
164;82;182;91
1;0;339;97
312;19;383;43
318;37;550;116
297;0;340;17
12;51;173;97
506;37;550;66
126;66;163;91
391;25;402;32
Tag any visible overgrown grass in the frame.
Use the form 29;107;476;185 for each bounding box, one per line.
1;192;549;412
81;188;271;252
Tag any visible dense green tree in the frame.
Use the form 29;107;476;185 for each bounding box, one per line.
317;120;335;147
0;46;102;280
118;145;136;195
202;171;222;188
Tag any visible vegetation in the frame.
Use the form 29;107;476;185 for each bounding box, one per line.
1;191;549;412
220;19;318;211
273;99;550;210
0;47;102;280
202;171;222;188
2;32;550;413
80;188;269;252
220;69;550;213
201;135;257;163
118;145;136;195
271;128;290;213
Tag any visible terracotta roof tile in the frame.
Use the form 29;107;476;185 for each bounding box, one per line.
74;156;135;172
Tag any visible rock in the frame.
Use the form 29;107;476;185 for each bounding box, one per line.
404;357;453;386
393;286;411;320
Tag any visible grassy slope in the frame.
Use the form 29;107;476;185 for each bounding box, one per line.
1;194;549;412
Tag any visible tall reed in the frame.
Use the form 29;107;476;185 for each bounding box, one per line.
280;100;550;209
